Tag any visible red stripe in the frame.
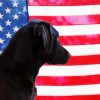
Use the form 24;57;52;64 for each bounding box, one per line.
36;75;100;86
28;0;100;6
59;35;100;45
45;55;100;65
29;15;100;25
57;55;100;65
35;95;100;100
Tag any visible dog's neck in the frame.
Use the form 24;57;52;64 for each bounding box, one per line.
0;33;44;83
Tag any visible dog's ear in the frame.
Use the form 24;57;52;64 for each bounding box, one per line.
36;22;52;52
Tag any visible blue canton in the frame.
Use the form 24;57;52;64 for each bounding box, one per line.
0;0;28;54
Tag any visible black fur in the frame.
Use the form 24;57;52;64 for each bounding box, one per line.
0;19;70;100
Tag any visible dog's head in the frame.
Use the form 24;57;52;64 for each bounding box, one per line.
28;19;71;65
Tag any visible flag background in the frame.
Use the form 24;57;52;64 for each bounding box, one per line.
0;0;100;100
27;0;100;100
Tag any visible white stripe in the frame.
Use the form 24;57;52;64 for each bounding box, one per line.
28;5;100;16
38;64;100;76
54;24;100;36
64;44;100;56
37;84;100;96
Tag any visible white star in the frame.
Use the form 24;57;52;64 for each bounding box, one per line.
5;7;11;13
0;50;2;55
0;13;3;19
13;26;19;32
23;6;27;13
6;32;12;38
0;25;3;32
13;14;19;20
0;38;4;44
13;1;18;7
0;1;3;7
5;20;12;26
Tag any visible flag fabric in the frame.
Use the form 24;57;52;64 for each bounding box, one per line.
0;0;100;100
28;0;100;100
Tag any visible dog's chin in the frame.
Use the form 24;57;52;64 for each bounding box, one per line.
48;60;66;65
47;61;58;65
48;53;71;65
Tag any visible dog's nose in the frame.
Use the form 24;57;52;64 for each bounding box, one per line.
54;45;71;64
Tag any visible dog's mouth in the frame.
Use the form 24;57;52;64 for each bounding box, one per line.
47;61;57;65
47;53;71;65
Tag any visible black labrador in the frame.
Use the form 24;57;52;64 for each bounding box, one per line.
0;19;70;100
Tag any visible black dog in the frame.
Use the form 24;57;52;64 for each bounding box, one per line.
0;19;70;100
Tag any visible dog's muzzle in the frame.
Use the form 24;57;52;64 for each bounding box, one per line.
48;43;71;64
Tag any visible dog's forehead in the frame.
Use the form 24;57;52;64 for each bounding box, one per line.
50;26;59;37
30;19;59;37
30;19;48;26
31;19;42;23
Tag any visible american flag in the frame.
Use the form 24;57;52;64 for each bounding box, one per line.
0;0;100;100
